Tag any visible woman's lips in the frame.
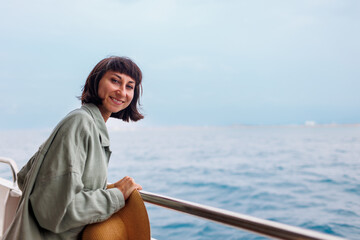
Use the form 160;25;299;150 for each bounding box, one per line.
110;96;124;105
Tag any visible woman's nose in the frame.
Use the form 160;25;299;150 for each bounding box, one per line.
116;86;126;97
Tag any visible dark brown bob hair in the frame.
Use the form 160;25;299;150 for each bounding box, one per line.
81;56;144;122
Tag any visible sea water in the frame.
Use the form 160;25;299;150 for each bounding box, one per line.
0;125;359;239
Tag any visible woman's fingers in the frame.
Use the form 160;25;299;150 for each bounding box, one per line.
135;183;143;190
114;176;142;200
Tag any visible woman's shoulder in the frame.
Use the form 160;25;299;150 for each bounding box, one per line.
66;107;93;121
64;107;94;125
53;107;96;137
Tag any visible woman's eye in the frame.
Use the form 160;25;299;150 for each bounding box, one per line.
111;79;120;84
127;85;134;90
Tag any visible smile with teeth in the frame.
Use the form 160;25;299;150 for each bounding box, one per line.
110;96;124;105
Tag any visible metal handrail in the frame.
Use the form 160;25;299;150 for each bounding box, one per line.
139;190;346;240
0;157;19;185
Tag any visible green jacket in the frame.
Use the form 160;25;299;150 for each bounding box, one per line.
3;103;125;240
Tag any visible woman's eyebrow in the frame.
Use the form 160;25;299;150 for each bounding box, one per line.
114;73;123;80
114;73;135;84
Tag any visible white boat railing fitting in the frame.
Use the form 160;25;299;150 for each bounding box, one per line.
0;158;18;185
139;190;346;240
0;157;21;237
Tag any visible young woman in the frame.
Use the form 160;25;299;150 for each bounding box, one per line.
4;56;143;240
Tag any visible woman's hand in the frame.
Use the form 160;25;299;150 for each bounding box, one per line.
113;176;142;200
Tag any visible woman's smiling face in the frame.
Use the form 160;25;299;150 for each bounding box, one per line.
97;71;135;122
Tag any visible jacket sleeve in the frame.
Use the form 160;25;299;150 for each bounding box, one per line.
17;144;44;191
17;154;35;191
28;115;125;233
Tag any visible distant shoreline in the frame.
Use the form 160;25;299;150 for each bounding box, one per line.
0;122;359;132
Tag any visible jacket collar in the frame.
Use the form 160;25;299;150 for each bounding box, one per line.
81;103;110;147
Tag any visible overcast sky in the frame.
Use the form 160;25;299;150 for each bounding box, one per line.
0;0;359;129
